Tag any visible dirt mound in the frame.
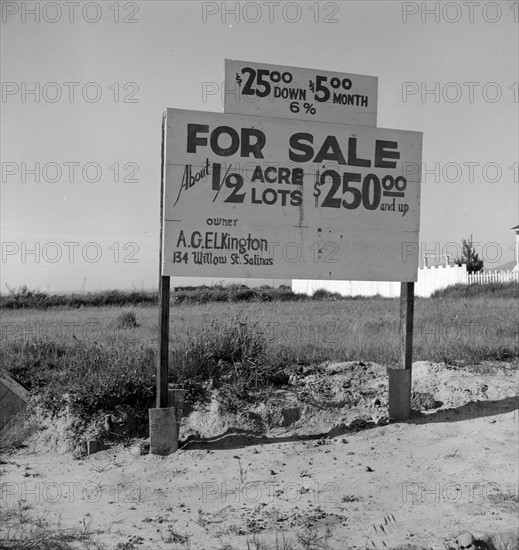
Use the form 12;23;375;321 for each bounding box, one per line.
179;360;518;448
13;360;518;458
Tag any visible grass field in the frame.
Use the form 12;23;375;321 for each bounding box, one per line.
2;291;518;364
1;283;517;435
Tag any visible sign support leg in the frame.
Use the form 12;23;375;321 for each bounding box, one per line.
156;112;170;409
388;281;414;421
149;113;177;455
156;275;170;408
400;281;414;371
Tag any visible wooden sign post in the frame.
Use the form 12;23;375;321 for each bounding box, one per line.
156;113;170;410
388;282;414;421
149;114;176;456
156;275;170;409
400;282;415;372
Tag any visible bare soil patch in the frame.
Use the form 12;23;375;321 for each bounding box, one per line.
1;360;518;549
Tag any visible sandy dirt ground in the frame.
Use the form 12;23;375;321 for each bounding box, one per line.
1;361;518;550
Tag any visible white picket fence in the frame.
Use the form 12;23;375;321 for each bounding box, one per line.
292;266;518;298
467;269;518;284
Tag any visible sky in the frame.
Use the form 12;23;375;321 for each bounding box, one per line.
1;0;518;292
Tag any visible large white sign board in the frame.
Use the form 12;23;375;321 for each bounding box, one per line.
162;108;422;281
224;59;378;126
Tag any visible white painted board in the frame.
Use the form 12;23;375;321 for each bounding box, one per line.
162;108;422;281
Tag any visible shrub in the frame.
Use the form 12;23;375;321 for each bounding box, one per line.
0;285;310;309
312;288;342;300
2;338;155;421
432;281;519;299
0;288;157;309
115;310;139;328
172;284;305;304
454;235;484;273
169;316;282;402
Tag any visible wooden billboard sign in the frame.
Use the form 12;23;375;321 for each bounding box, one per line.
224;59;378;126
162;108;422;282
154;63;422;453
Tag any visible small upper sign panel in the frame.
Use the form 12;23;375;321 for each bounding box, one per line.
224;59;378;126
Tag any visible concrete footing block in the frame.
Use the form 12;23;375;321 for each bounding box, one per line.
149;407;178;455
388;369;412;422
87;439;107;455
